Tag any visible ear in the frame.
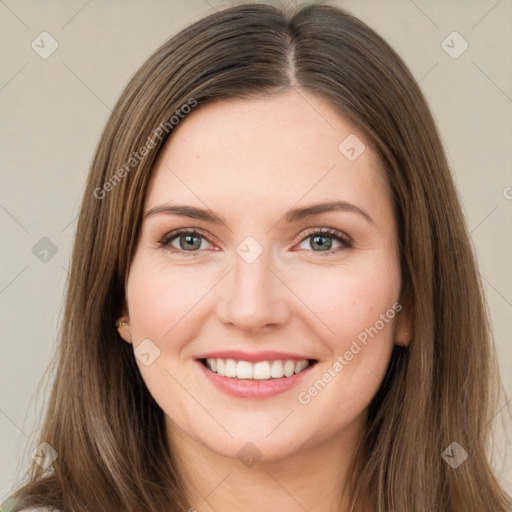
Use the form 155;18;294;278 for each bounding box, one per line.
394;300;413;347
116;299;132;344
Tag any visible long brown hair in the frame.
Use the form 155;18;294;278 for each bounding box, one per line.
3;2;510;511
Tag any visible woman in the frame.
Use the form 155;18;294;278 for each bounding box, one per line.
3;2;510;511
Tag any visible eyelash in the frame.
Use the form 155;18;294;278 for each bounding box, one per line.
157;227;353;256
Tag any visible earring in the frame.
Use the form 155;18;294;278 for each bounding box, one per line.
117;320;128;333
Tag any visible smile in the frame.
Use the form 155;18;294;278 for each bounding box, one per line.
200;358;315;380
196;356;318;399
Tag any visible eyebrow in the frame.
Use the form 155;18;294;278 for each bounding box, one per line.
144;200;374;226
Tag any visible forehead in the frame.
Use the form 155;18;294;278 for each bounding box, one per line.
145;91;388;217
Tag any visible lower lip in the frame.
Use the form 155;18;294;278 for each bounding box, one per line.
196;360;315;399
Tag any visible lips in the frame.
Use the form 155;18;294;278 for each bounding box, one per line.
195;350;318;399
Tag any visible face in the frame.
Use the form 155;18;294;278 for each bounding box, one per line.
119;91;410;462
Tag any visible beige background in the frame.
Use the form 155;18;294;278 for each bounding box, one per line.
1;0;511;501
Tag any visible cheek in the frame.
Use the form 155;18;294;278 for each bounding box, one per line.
293;259;400;347
126;256;214;340
124;257;208;414
293;263;400;426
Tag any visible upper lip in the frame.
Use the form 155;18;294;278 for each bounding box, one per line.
195;350;317;363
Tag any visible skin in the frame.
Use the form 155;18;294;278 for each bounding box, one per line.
118;90;412;512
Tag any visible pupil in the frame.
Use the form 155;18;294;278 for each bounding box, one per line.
181;234;200;250
313;235;332;251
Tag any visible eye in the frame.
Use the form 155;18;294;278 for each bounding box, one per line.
157;227;353;256
158;228;215;255
295;228;353;255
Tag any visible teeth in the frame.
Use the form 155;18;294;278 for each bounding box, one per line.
225;359;237;378
270;360;284;378
237;360;253;379
204;358;312;379
283;360;295;377
295;360;308;373
253;361;271;380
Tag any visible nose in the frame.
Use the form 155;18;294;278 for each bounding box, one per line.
215;247;290;334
